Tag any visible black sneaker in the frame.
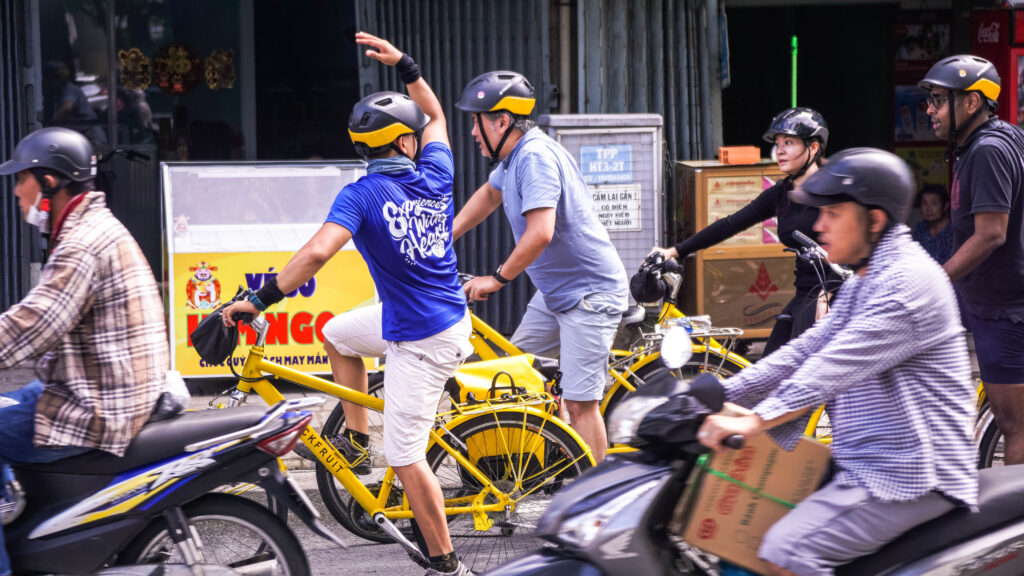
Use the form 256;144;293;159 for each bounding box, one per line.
294;432;373;475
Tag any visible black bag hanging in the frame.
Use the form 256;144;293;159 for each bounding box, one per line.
190;287;252;365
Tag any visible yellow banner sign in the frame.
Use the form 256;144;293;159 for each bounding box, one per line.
171;250;375;376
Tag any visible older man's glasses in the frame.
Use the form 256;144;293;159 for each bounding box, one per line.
926;94;949;109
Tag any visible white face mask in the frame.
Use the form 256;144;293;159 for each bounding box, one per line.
25;191;50;234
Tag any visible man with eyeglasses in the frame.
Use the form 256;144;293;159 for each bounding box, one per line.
920;55;1024;465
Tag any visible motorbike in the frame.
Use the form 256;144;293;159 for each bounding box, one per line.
483;328;1024;576
0;397;342;576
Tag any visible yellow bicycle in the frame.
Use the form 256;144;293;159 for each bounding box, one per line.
219;313;595;573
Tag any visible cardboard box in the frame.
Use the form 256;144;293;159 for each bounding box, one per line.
681;435;831;575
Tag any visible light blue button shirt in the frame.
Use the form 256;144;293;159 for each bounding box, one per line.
488;128;627;312
724;226;977;507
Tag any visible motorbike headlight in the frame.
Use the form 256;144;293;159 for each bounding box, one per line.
607;395;668;445
557;479;662;548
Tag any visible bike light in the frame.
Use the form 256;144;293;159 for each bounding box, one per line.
557;479;661;548
607;395;668;445
257;413;313;457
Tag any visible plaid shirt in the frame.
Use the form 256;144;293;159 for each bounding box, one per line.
0;192;168;456
724;225;978;506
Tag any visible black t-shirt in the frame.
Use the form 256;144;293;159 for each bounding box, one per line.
951;118;1024;320
674;179;838;293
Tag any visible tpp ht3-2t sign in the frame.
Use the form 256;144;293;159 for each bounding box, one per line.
580;144;640;231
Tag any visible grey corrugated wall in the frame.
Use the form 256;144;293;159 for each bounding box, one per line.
1;0;29;311
579;0;717;161
353;0;718;333
354;0;552;335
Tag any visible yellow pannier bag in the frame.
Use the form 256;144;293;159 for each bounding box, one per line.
452;354;547;403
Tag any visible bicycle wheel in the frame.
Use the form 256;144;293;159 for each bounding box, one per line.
423;410;593;574
120;493;308;576
603;353;745;423
976;399;1004;468
315;370;391;541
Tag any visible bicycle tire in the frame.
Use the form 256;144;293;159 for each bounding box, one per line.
976;399;1004;468
315;371;391;541
119;493;309;576
422;410;593;574
603;353;745;423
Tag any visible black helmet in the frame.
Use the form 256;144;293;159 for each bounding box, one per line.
347;91;429;158
790;147;915;224
918;54;1000;111
762;108;829;149
455;71;536;116
0;127;96;182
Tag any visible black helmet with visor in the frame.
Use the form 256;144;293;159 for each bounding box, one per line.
790;147;914;272
762;108;828;180
0;127;96;196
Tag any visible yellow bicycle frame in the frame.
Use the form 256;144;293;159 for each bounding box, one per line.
235;342;593;529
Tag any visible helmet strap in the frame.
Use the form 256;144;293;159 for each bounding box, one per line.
477;112;517;168
29;170;69;199
945;90;959;163
789;140;821;181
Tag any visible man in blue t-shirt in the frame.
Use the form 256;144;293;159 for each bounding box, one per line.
453;71;628;463
223;33;472;576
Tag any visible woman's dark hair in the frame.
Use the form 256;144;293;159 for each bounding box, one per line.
914;184;949;209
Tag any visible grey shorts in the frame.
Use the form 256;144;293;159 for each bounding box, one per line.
759;482;956;576
511;291;625;402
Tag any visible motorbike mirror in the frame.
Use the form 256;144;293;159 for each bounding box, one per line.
660;326;693;369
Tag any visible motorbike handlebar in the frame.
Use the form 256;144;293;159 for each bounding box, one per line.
721;435;745;450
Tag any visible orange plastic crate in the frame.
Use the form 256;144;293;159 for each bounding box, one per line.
719;146;761;165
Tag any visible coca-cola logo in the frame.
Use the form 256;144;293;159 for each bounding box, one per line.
978;22;1000;44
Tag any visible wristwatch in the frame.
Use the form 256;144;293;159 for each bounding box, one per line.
493;265;511;285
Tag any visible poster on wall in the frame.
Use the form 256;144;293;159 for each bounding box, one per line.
172;251;374;376
893;12;950;145
894;146;949;194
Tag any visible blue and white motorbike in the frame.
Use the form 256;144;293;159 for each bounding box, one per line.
1;397;341;576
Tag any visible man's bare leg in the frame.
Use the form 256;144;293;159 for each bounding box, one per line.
983;382;1024;465
564;399;606;463
325;341;369;435
392;460;453;556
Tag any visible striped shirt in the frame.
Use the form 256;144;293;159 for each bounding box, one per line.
724;225;978;506
0;192;168;456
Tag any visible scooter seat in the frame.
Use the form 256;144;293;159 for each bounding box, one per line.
619;306;646;329
838;466;1024;575
13;405;269;475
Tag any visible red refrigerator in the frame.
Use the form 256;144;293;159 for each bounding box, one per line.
972;9;1024;129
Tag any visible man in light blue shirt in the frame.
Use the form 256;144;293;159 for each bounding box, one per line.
454;70;628;462
697;149;976;575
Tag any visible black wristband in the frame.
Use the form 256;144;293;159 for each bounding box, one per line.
255;276;286;308
396;53;422;84
493;265;510;285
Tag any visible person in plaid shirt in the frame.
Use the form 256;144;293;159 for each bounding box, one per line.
0;127;168;576
697;148;976;576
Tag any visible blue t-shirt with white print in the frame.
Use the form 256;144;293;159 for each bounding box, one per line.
326;142;465;341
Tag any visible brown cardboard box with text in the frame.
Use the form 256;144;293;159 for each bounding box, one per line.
681;435;831;574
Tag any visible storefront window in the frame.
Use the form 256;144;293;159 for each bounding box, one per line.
39;1;112;148
39;0;245;160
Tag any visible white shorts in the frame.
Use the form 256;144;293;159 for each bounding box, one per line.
322;306;472;467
